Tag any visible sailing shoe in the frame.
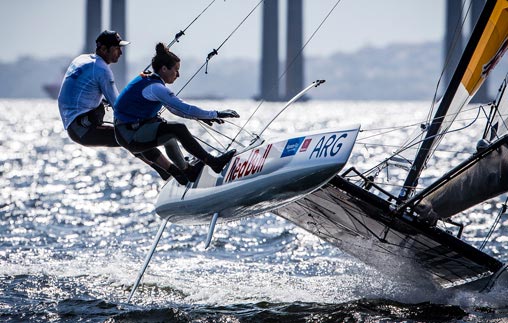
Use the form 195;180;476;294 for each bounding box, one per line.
184;161;205;182
167;164;189;185
159;171;171;181
207;149;236;173
153;166;171;181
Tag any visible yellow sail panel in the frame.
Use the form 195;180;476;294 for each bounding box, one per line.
462;0;508;94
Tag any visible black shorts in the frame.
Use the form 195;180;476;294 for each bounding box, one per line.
67;117;119;148
66;104;119;147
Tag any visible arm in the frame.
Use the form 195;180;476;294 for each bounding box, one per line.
97;65;119;106
142;83;218;120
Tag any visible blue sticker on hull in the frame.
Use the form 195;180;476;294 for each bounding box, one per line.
281;137;305;157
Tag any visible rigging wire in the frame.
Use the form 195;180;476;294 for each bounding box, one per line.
175;0;264;97
483;73;508;141
338;101;493;190
358;122;430;141
163;0;343;152
389;103;488;160
394;0;472;165
194;120;250;152
362;104;485;149
426;0;472;124
352;103;487;183
227;0;344;149
143;0;219;73
358;103;490;141
153;0;264;152
480;196;508;251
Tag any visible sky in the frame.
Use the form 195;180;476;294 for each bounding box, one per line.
0;0;445;63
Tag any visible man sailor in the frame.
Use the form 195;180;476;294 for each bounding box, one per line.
57;30;178;180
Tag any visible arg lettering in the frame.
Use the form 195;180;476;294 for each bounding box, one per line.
309;133;347;159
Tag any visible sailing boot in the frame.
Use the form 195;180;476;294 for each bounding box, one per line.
205;149;237;174
151;163;172;181
167;164;189;185
183;161;205;182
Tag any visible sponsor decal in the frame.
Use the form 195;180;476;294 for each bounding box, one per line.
309;133;348;159
482;37;508;77
280;137;305;157
300;138;312;152
225;144;272;182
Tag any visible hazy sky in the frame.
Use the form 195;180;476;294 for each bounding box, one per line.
0;1;445;63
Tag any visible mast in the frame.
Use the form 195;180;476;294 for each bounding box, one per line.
399;0;498;201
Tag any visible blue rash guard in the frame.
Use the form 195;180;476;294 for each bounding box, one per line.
114;73;218;124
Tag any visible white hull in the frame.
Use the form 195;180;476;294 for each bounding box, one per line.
155;126;360;225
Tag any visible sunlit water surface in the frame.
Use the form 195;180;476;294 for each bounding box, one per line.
1;99;508;322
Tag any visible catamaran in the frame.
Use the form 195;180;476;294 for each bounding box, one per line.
127;0;508;302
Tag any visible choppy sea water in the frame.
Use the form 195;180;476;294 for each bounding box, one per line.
1;99;508;322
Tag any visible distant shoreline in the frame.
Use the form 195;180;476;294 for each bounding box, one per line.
1;41;506;100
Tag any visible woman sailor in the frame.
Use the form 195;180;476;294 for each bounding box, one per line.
114;43;239;185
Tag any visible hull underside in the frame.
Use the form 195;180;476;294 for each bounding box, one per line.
274;175;504;289
156;166;342;225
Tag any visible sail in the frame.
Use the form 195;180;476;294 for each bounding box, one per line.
400;0;508;200
413;135;508;220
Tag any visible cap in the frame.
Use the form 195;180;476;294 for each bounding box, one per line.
96;30;130;47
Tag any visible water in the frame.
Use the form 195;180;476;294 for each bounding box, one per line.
1;99;508;322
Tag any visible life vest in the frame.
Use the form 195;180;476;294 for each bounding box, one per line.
114;74;165;123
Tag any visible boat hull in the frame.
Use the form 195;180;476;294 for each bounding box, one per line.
155;126;360;225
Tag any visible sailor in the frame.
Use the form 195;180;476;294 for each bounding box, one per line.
114;42;239;184
57;30;178;180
